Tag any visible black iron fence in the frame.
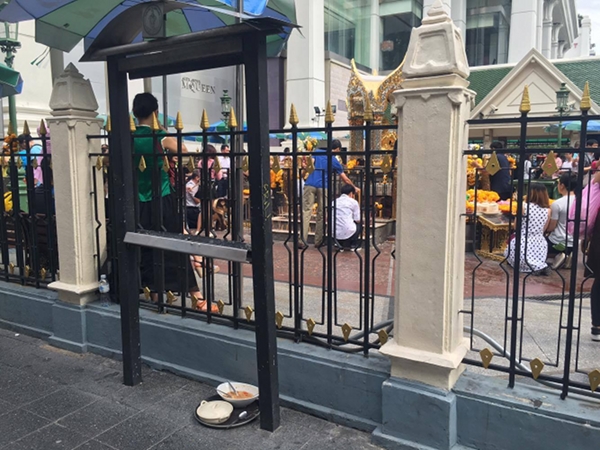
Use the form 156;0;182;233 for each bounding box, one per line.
0;126;57;288
465;94;600;399
86;117;397;355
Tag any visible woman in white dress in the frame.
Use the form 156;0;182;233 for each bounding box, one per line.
505;183;551;275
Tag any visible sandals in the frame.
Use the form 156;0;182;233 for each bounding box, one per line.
191;292;219;313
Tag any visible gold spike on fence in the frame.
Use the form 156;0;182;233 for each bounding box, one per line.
201;109;210;131
175;111;184;131
39;119;47;136
581;81;591;112
289;104;299;126
519;85;531;114
152;112;160;131
228;107;238;129
22;121;30;136
105;116;111;133
138;155;147;172
130;114;137;132
325;100;335;124
7;121;14;136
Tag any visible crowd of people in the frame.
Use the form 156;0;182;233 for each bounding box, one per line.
476;140;600;342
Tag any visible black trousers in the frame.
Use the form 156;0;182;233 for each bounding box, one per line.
591;278;600;327
337;223;362;249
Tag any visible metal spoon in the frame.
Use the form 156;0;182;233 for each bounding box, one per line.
230;410;248;426
226;381;238;395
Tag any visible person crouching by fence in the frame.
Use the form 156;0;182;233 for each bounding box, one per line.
505;183;550;276
333;184;361;250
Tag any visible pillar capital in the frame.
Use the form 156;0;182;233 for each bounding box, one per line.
403;0;469;81
49;63;99;118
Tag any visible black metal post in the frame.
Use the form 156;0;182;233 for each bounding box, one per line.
107;57;142;386
243;32;280;432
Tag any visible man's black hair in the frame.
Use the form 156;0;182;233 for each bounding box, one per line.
586;139;598;147
331;139;342;150
132;93;159;119
340;184;355;196
490;141;504;150
559;172;579;193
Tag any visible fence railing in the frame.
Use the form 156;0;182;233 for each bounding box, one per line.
0;126;57;288
464;95;600;399
85;117;397;355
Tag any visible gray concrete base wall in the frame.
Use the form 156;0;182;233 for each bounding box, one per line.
1;282;599;449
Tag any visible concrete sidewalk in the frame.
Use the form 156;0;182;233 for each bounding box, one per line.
0;329;382;450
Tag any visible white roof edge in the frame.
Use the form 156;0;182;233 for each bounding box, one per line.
470;55;600;73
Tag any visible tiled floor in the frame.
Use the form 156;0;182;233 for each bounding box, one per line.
0;329;382;450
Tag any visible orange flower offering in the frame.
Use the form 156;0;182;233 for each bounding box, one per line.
466;189;500;203
347;159;357;170
507;156;517;169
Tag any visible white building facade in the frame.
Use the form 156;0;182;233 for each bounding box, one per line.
287;0;585;126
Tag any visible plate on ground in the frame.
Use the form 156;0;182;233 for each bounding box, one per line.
194;394;260;429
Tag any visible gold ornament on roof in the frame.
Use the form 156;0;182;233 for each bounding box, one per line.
519;85;531;114
581;81;592;112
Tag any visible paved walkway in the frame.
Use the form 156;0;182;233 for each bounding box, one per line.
0;329;382;450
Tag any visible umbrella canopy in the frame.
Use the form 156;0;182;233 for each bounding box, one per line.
545;120;600;133
0;63;23;98
0;0;296;57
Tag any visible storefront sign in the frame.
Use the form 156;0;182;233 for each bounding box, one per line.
181;76;217;95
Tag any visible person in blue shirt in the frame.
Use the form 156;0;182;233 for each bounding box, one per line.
301;139;358;248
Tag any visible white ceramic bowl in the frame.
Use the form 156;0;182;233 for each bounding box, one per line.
217;382;259;408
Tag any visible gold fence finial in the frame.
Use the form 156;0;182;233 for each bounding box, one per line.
105;116;112;133
39;119;47;136
7;121;14;136
130;114;137;132
581;81;592;112
289;103;299;126
228;107;238;129
152;112;160;131
325;100;335;124
175;111;184;131
519;85;531;114
22;121;30;136
201;109;210;131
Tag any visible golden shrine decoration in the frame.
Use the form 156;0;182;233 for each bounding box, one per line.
346;59;403;154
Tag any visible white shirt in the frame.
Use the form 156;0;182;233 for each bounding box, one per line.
548;194;574;247
219;155;231;177
334;194;360;240
186;180;199;207
561;160;573;170
523;159;532;180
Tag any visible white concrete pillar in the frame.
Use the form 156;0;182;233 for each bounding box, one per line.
536;0;544;50
580;16;591;57
508;0;537;63
285;0;325;127
379;0;472;391
542;0;557;58
551;24;563;59
558;41;566;59
498;24;509;64
370;0;380;72
48;64;106;305
451;0;466;41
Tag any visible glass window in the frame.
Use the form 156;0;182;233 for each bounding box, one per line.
380;1;422;72
465;0;511;66
325;0;371;67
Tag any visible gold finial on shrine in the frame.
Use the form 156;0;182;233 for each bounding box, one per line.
175;111;184;131
201;109;210;131
39;119;47;136
364;98;374;123
228;107;238;129
105;116;111;133
130;114;137;132
325;100;335;124
289;103;299;126
22;121;30;136
151;112;160;131
581;81;592;112
519;85;531;114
